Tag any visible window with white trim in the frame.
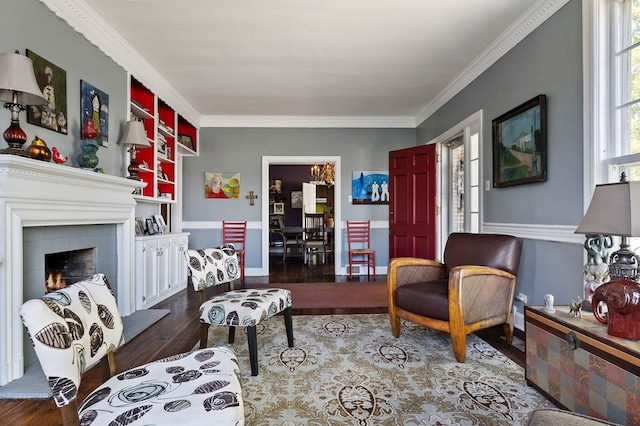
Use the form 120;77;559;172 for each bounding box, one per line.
602;0;640;181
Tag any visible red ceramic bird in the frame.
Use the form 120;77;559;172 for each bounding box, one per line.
51;146;68;164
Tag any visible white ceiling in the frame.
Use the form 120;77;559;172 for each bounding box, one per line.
48;0;563;127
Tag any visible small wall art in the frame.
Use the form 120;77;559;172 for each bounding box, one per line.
273;202;284;214
26;50;68;134
492;94;547;187
80;80;109;147
291;190;303;208
204;172;241;199
352;171;390;205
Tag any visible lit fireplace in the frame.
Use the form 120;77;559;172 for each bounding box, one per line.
44;248;96;293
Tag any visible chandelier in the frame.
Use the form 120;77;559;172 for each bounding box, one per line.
310;163;335;185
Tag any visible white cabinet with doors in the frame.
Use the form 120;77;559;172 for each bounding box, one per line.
135;232;189;310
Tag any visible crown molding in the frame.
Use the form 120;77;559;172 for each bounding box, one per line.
414;0;571;126
199;115;416;129
39;0;567;130
38;0;201;127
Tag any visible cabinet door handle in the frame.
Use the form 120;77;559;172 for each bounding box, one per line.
566;331;580;350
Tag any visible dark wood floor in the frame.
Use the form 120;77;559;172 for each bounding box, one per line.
0;257;524;425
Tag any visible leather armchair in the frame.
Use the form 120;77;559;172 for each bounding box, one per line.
387;232;523;362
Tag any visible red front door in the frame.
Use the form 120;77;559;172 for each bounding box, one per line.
389;144;437;259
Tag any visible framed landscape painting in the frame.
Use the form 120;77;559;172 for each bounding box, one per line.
492;94;547;187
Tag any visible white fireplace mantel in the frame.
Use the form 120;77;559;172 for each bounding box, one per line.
0;155;143;385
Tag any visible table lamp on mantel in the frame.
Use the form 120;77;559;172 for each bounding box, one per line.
0;51;48;156
118;120;150;180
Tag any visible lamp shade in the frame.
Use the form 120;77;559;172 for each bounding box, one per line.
0;52;47;105
118;120;151;148
575;181;640;237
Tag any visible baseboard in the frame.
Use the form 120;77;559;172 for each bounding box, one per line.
514;306;525;332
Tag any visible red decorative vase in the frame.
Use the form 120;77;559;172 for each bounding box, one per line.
592;279;640;340
82;118;98;140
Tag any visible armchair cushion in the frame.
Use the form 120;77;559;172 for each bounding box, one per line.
444;232;522;276
396;280;449;319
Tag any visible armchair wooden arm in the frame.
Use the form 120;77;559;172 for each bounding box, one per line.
448;265;517;361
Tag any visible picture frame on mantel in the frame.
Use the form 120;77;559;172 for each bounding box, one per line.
492;94;547;188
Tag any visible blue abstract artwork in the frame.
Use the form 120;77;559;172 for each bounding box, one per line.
352;171;389;205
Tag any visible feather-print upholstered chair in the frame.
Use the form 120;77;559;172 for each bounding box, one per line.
184;245;294;376
20;273;244;426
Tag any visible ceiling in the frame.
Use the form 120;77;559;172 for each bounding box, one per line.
58;0;556;126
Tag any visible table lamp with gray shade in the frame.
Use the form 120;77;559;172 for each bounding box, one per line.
575;178;640;282
118;119;151;180
0;51;48;156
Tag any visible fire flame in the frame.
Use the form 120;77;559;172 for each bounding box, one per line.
45;272;66;293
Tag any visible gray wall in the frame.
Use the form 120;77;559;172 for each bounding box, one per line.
182;127;416;269
0;0;128;175
418;0;584;307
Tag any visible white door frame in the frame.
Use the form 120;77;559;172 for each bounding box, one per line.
261;156;341;276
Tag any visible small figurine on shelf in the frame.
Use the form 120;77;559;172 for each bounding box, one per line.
542;294;556;314
77;118;100;170
569;297;583;318
51;146;68;164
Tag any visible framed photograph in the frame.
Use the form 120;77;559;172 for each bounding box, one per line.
178;134;193;150
153;214;168;233
291;190;303;208
134;217;145;236
145;218;156;235
26;50;68;134
492;94;547;187
352;171;390;205
269;179;282;194
80;80;109;147
273;202;285;214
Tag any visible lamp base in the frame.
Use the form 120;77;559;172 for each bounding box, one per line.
609;242;640;281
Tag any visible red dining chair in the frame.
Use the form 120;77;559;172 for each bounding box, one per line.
222;220;247;283
347;220;376;279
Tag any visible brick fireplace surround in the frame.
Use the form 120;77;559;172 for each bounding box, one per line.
0;156;142;385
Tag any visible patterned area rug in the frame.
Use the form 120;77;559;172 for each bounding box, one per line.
203;313;551;425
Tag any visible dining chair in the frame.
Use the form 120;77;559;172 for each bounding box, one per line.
222;220;247;283
302;213;327;265
184;245;294;376
20;273;244;425
346;220;376;279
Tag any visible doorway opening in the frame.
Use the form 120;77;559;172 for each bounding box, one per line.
262;156;341;276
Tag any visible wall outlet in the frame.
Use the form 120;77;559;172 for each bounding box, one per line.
515;292;528;304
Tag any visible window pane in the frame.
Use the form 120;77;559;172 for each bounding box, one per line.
620;161;640;180
617;47;640;105
469;213;479;233
632;0;640;46
470;133;479;159
469;186;479;214
469;158;479;186
617;0;640;49
617;103;640;154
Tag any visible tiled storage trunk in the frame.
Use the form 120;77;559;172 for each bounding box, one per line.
525;306;640;425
